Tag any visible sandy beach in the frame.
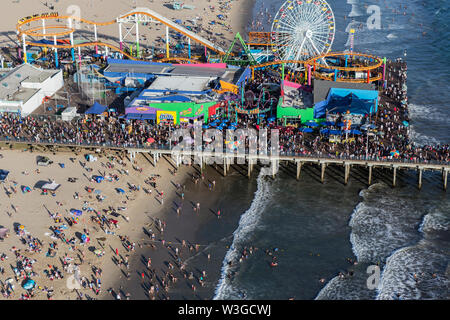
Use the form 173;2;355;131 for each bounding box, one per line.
0;0;253;53
0;143;256;300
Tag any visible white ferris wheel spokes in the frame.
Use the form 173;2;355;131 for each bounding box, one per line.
271;0;335;66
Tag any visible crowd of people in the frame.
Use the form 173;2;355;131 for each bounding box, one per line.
0;59;448;165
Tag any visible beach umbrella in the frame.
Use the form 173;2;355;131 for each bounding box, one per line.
402;121;409;127
329;130;342;135
337;122;345;127
390;150;400;158
93;176;104;183
202;125;210;129
116;188;125;194
70;209;83;217
351;129;362;135
320;128;330;135
19;225;25;230
22;279;35;290
146;137;155;144
300;127;314;133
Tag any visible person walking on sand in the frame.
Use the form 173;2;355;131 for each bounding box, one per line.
115;248;119;256
217;210;221;219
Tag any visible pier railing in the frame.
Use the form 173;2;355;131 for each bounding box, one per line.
0;136;448;167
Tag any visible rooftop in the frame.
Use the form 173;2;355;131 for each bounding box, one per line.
146;76;213;93
313;79;375;104
0;64;60;103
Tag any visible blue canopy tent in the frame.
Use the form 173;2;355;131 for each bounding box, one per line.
314;88;379;119
0;170;9;182
85;102;107;115
305;121;319;127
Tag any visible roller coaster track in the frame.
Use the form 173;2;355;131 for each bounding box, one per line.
305;52;383;72
25;40;140;61
17;8;227;56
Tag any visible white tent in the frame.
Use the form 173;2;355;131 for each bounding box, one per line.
41;181;61;191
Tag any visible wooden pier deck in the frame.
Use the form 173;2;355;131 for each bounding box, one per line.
1;139;448;190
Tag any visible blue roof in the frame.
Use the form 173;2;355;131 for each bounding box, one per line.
85;102;107;115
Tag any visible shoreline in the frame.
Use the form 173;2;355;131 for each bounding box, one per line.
107;159;258;300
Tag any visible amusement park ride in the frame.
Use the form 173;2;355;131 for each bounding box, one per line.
16;0;387;90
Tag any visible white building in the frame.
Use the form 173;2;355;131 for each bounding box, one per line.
0;64;63;115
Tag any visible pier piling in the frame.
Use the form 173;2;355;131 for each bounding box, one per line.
418;167;423;189
344;164;350;185
368;165;373;186
321;162;326;184
296;161;302;180
443;169;448;191
393;166;397;187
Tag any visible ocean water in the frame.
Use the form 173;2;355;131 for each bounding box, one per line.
213;0;450;300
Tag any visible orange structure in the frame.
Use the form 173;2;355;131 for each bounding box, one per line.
305;52;384;84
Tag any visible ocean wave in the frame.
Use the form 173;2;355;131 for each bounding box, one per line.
213;173;272;300
419;208;450;234
409;125;441;146
408;103;443;123
315;265;377;300
376;241;449;300
349;183;424;263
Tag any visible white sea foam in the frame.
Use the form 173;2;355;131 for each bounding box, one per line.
409;125;441;146
349;183;424;263
376;241;449;300
419;210;450;234
213;173;272;300
408;103;443;123
386;33;398;39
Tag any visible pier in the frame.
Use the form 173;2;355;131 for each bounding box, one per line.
2;140;448;191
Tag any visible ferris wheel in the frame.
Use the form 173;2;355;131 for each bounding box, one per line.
271;0;336;65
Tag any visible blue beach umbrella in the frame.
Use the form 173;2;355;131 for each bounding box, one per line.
402;121;409;127
351;129;362;135
320;128;330;135
329;130;342;135
116;188;125;194
70;209;83;217
22;279;35;290
300;127;314;133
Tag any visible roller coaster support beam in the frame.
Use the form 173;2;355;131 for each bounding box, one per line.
188;38;191;59
135;14;140;58
119;22;123;51
94;24;98;54
42;19;46;39
68;18;75;62
53;35;58;68
307;65;312;86
382;57;387;88
166;26;170;59
22;34;27;63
